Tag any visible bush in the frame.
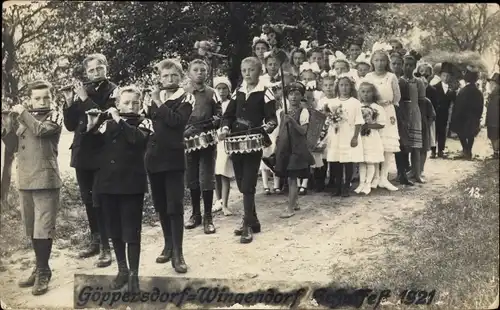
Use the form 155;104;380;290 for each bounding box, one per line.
0;171;192;257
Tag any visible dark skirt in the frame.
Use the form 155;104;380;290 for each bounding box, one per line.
488;126;499;140
101;193;144;243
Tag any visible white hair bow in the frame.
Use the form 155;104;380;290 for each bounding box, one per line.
213;76;232;90
355;52;371;66
371;42;392;54
300;40;310;51
320;70;336;78
299;62;321;74
302;80;317;91
252;35;269;46
336;72;356;83
263;51;273;59
328;51;349;68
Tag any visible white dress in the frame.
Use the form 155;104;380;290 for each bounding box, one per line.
324;97;364;163
215;99;234;178
364;72;401;153
361;103;385;163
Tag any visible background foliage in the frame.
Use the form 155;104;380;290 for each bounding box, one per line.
2;1;499;203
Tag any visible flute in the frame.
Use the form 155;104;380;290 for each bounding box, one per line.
58;78;107;92
2;107;52;116
86;110;143;119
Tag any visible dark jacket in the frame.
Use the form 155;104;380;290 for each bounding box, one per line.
63;80;118;170
433;81;456;123
221;81;278;135
486;87;499;128
92;117;152;195
450;83;484;137
144;88;194;173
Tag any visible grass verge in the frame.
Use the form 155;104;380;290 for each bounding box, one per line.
324;160;499;309
0;172;191;258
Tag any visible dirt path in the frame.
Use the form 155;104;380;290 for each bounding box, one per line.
0;130;492;309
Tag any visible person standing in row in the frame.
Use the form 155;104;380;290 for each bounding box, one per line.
402;52;424;183
450;68;484;160
364;46;401;191
219;57;278;244
14;81;62;296
62;53;116;268
432;62;456;158
85;86;153;294
145;59;195;273
389;51;412;186
183;59;222;235
486;73;499;159
213;77;235;215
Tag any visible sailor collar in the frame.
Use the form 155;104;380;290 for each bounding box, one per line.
160;87;186;102
238;80;266;95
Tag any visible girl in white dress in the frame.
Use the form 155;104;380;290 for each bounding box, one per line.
364;47;401;191
324;74;364;197
355;81;386;195
214;77;233;215
317;76;337;191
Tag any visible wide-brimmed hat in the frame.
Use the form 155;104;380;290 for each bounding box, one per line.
441;62;455;74
487;72;499;84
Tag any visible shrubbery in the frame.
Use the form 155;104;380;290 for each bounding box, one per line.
0;171;191;257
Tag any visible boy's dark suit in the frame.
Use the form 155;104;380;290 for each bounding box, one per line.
432;81;456;156
63;79;118;265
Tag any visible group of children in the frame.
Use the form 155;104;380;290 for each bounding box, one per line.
10;29;487;297
209;34;444;220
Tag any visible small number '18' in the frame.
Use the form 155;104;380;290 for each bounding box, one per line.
466;187;481;198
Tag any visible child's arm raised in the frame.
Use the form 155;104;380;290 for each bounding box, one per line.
18;109;62;137
151;93;194;128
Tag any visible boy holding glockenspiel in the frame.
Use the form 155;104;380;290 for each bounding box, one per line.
219;57;278;244
183;59;223;235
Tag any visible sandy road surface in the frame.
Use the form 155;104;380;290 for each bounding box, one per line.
0;129;492;309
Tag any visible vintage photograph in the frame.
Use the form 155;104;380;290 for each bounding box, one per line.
1;1;499;309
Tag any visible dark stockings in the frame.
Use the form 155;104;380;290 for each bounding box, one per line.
111;239;140;272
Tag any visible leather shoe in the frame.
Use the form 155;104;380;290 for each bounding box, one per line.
155;247;172;264
240;226;253;244
234;221;261;236
203;216;216;234
184;215;202;229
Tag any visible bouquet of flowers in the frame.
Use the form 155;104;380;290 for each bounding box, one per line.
325;104;346;133
360;105;379;136
313;118;331;152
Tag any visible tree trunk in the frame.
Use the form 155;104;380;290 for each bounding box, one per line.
227;2;249;91
1;32;20;207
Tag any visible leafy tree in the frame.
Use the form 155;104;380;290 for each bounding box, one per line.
1;1;108;205
392;4;500;55
91;2;398;89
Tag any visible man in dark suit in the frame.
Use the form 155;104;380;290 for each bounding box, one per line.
450;68;484;160
431;62;456;158
61;53;118;267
